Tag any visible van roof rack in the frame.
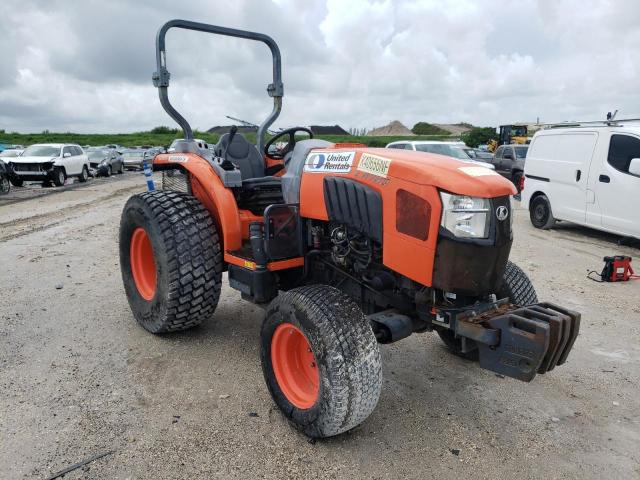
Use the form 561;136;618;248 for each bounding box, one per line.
541;116;640;129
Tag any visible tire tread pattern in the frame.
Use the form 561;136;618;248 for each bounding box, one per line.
265;285;382;437
127;190;222;332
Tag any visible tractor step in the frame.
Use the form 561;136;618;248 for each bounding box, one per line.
458;302;581;382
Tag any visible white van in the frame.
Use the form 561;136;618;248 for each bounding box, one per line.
521;123;640;239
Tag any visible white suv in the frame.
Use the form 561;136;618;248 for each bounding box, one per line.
7;143;90;187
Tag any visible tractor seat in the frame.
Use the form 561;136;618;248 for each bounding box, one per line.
215;132;268;180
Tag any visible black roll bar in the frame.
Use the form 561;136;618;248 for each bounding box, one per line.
153;19;284;153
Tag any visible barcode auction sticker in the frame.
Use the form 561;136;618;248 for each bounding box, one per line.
357;153;392;178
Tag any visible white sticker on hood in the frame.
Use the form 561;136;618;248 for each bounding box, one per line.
357;153;392;178
304;151;355;173
458;166;499;177
168;155;188;163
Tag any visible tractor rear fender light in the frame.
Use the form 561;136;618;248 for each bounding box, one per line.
396;189;431;240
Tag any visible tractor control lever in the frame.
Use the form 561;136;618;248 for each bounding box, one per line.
220;125;238;171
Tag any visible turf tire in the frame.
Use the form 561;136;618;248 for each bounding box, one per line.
497;261;538;306
261;285;382;438
119;190;222;333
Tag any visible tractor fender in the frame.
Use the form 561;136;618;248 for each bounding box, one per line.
154;153;242;251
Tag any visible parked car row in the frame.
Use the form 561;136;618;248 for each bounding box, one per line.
385;140;496;170
0;143;164;192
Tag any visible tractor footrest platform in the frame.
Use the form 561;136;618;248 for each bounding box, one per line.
461;302;581;382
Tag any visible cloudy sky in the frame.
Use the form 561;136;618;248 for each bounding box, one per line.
1;0;639;133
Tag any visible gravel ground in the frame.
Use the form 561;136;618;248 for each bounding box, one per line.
1;177;638;479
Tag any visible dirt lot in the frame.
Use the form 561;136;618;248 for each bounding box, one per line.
1;177;639;479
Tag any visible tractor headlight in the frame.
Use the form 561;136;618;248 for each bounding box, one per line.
439;192;490;239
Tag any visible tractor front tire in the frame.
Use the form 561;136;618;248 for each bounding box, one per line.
497;261;538;306
119;190;222;333
437;261;538;360
261;285;382;438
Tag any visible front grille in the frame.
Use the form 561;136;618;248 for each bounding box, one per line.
162;168;191;193
12;163;47;172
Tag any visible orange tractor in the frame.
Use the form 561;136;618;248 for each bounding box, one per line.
120;20;580;438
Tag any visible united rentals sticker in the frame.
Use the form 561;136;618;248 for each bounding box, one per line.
304;151;355;173
357;153;391;178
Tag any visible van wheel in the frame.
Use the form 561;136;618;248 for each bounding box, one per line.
78;166;89;182
119;191;223;333
437;261;538;360
530;194;555;229
52;168;66;187
261;285;382;438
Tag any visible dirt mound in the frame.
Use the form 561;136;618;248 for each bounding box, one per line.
368;120;415;136
434;123;472;135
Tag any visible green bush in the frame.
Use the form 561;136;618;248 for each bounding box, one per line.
411;122;449;135
150;126;178;134
0;131;457;149
460;127;497;148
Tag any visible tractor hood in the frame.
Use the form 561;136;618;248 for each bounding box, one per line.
356;147;516;198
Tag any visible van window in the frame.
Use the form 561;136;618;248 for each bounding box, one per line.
388;144;405;149
608;134;640;174
494;146;504;158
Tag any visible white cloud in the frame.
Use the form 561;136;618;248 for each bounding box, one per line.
0;0;639;133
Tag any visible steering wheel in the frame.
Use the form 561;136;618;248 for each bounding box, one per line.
264;127;313;160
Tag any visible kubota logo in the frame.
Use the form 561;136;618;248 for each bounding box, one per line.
496;206;509;221
303;151;355;174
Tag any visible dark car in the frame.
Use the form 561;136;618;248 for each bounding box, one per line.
0;160;11;194
492;144;529;191
463;148;494;161
121;149;150;170
87;148;124;176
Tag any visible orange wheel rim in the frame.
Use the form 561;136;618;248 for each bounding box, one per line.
130;227;157;300
271;323;319;409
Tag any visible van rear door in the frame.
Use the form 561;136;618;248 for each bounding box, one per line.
527;131;598;223
590;133;640;237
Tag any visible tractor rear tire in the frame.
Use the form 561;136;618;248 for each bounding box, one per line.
437;261;538;360
119;190;222;333
261;285;382;438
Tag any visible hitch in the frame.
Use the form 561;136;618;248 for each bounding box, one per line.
440;302;581;382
